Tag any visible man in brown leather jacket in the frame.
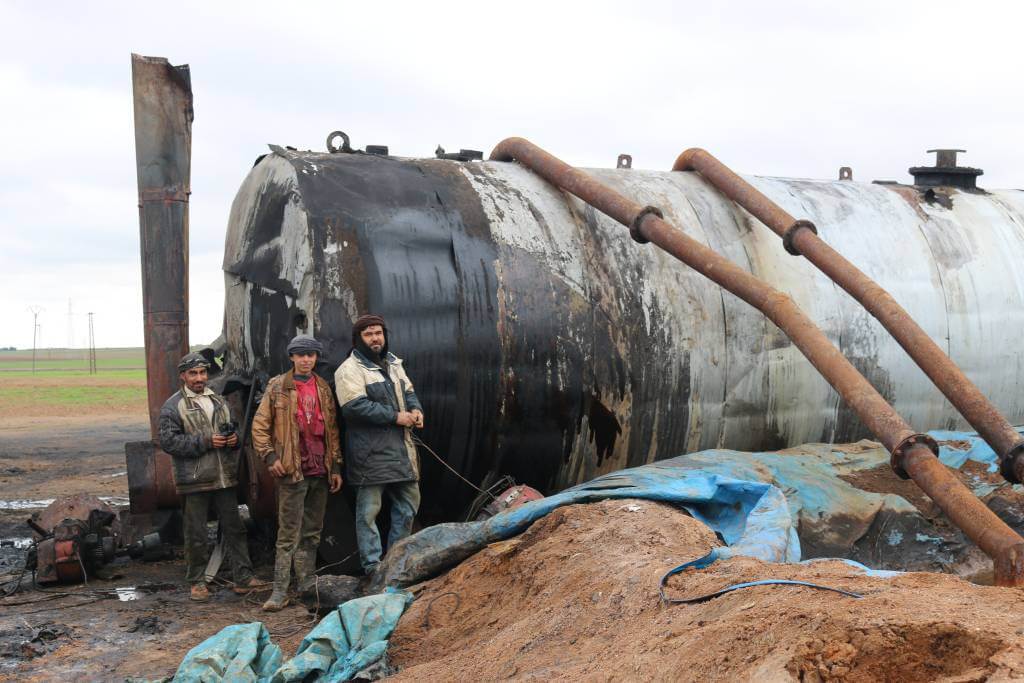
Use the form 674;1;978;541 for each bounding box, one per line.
251;335;343;611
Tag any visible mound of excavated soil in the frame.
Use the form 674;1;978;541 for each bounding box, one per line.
388;498;1024;682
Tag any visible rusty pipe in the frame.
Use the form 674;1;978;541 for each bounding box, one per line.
673;148;1024;484
490;137;1024;586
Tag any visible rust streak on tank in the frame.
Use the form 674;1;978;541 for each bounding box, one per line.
491;136;1024;586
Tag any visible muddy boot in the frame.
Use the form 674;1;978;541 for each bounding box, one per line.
293;549;317;597
262;589;290;612
262;555;292;612
190;583;210;602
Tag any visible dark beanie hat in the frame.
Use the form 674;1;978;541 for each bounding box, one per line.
177;352;210;373
287;334;323;356
351;314;387;346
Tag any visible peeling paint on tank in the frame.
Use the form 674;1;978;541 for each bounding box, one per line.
218;150;1024;521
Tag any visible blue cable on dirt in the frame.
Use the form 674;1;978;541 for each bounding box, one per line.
659;558;863;604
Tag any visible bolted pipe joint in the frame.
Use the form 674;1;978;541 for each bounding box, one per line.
630;206;663;244
889;433;939;480
782;219;818;256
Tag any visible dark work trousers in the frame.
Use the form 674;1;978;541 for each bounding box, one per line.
273;476;329;593
182;487;254;585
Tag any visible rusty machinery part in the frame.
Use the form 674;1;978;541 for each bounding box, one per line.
27;514;168;586
671;147;1024;484
436;146;484;162
490;136;1024;586
474;484;545;521
888;433;939;480
629;206;662;244
327;130;354;154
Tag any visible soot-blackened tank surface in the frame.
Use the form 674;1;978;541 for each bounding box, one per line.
221;146;1024;516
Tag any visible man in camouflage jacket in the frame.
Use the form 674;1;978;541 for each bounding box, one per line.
159;352;265;601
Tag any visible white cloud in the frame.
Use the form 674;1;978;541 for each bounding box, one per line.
2;0;1024;348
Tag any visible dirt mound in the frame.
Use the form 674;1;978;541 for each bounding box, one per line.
389;499;1024;681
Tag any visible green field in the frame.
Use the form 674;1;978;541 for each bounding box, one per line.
0;347;145;372
0;348;149;417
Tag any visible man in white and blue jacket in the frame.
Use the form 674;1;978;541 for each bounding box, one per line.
334;314;424;575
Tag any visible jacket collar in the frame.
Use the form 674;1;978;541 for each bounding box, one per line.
282;368;326;390
182;385;215;399
352;348;396;371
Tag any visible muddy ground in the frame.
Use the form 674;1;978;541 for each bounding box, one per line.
0;416;315;682
5;416;1024;681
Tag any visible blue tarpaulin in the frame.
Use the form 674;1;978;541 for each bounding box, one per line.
173;591;412;683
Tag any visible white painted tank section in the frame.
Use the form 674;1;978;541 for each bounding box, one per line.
463;162;1024;464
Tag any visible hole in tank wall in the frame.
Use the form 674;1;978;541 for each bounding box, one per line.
294;311;308;333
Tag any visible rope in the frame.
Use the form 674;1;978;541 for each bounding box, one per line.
411;435;496;501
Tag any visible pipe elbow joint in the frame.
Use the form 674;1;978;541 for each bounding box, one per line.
488;137;529;162
672;148;710;172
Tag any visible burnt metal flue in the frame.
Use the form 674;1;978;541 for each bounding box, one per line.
671;148;1024;485
491;137;1024;586
128;54;193;512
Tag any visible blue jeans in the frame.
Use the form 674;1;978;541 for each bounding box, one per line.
355;481;421;572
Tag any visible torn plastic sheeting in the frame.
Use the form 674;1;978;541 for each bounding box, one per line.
173;622;282;682
172;591;412;683
928;428;1024;472
371;461;800;591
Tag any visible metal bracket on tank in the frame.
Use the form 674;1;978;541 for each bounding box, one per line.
890;433;939;480
326;130;354;154
630;206;663;244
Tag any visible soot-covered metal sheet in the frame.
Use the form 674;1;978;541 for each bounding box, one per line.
219;150;1024;514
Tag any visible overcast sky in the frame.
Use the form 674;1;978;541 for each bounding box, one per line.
2;0;1022;349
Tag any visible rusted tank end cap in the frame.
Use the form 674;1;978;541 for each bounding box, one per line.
630;206;664;244
889;433;939;480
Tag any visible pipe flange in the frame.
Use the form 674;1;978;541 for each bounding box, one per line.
630;206;663;244
782;219;818;256
1000;442;1024;484
889;433;939;480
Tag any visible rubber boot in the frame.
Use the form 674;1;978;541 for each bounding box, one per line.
262;555;292;612
293;548;317;597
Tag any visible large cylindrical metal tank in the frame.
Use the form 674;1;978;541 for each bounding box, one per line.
220;146;1024;515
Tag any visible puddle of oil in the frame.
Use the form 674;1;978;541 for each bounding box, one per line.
0;495;131;511
114;583;177;601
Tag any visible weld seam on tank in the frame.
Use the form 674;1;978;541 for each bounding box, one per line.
491;136;1024;586
672;147;1024;485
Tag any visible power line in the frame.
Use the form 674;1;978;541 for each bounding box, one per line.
87;312;97;375
27;306;43;374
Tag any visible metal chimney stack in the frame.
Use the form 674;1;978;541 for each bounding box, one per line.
127;54;192;512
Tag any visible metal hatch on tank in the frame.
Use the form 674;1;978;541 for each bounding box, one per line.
219;133;1024;523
